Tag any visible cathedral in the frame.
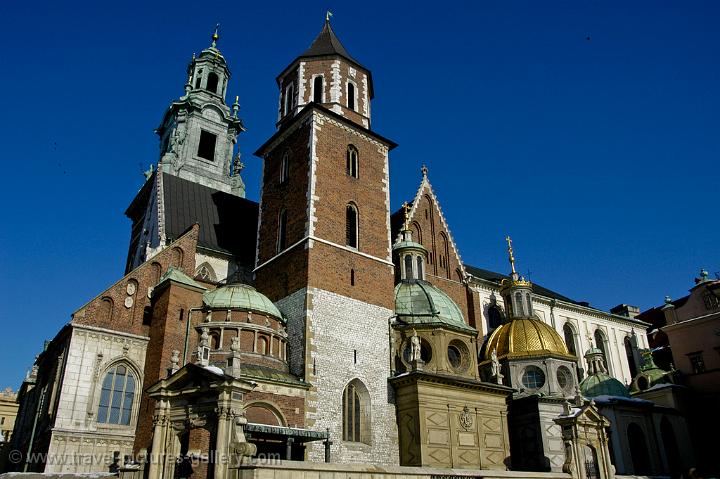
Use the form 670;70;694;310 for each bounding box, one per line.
6;20;695;479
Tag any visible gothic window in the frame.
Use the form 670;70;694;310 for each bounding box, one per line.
346;203;358;248
439;232;450;278
196;263;216;282
342;379;370;444
487;305;503;330
279;151;290;184
412;222;422;244
347;82;356;110
197;130;217;161
313;75;324;103
150;262;162;284
206;72;219;94
625;337;637;377
277;209;287;253
404;255;413;279
563;323;577;356
284;83;294;116
171;247;184;268
97;364;136;426
521;365;546;390
346;145;359;178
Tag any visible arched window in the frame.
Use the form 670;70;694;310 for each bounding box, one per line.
660;416;681;476
439;232;450;278
625;336;638;377
196;263;216;282
411;222;422;244
487;305;503;330
416;256;424;280
346;145;358;178
171;247;184;268
97;364;136;426
279;151;290;184
346;203;358;248
210;331;221;350
583;445;600;479
150;262;162;284
563;323;577;356
627;423;651;474
347;82;356;110
342;379;370;444
258;336;269;355
194;69;203;89
515;292;525;316
99;297;114;322
594;329;609;372
404;255;413;279
206;72;219;94
313;76;324;103
277;209;287;253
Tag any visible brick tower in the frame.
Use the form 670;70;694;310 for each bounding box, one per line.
254;18;400;463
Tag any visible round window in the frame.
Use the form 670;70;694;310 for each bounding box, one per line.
448;345;462;368
521;366;546;390
556;366;573;392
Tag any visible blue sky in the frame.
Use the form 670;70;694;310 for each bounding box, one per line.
0;1;718;388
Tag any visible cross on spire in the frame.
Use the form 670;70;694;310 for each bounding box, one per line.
505;236;516;274
211;23;220;47
402;201;412;230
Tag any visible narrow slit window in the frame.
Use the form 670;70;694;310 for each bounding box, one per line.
277;209;287;253
346;146;358;178
280;151;290;184
347;82;356;110
346;204;358;248
284;83;294;116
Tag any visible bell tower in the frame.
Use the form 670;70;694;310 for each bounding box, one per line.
253;18;399;464
156;26;245;195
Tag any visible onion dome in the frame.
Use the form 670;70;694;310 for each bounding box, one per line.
203;283;284;322
483;317;574;361
394;280;475;334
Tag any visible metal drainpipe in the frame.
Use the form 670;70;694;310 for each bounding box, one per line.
183;308;203;365
23;387;46;472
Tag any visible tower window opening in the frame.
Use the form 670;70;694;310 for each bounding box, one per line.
346;145;359;178
280;151;290;184
313;76;324;103
195;69;203;89
404;255;413;279
277;209;287;253
284;83;294;116
197;130;217;161
347;82;356;110
416;256;424;279
346;203;358;248
206;72;219;94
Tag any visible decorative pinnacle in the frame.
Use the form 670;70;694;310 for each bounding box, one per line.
421;164;428;178
402;201;412;231
505;236;516;274
211;23;220;47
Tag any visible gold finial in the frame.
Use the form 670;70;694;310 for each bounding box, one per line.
505;236;516;274
326;10;333;22
402;201;412;230
211;23;220;46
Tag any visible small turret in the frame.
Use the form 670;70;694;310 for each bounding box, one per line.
499;236;534;319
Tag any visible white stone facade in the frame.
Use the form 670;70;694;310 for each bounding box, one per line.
46;325;148;473
276;287;400;465
472;281;649;386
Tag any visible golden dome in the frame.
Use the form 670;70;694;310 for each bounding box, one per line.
483;317;574;361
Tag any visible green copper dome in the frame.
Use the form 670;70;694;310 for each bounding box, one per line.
203;284;283;322
580;372;630;398
394;280;475;333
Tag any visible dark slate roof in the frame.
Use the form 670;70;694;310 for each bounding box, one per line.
162;173;258;265
301;20;358;64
